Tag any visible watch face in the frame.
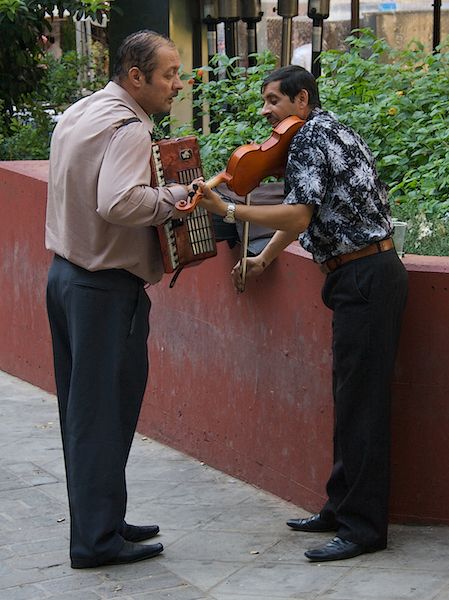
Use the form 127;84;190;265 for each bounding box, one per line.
224;203;236;224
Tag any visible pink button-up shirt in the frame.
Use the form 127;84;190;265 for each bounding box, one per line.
45;81;187;283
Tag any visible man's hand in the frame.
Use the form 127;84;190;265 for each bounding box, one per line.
187;177;203;196
231;255;267;293
171;184;192;219
194;180;227;217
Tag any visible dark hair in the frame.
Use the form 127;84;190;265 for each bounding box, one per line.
262;65;321;108
112;30;176;83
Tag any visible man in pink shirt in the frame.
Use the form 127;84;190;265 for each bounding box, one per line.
46;30;189;569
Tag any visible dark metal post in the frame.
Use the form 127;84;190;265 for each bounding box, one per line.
201;1;220;132
307;0;330;79
218;0;241;58
202;1;220;66
351;0;360;34
241;0;264;66
311;18;323;77
277;0;299;66
433;0;442;52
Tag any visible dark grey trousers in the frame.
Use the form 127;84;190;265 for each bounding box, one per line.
46;255;150;565
320;249;408;549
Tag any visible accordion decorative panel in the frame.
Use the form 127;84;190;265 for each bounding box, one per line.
150;136;217;275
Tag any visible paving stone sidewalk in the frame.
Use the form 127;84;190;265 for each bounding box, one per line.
1;369;449;600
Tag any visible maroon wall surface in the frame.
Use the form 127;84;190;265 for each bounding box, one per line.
1;160;449;524
0;161;54;391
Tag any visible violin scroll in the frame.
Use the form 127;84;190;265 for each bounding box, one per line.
175;173;228;213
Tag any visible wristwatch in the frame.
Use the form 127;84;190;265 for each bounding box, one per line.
223;202;236;224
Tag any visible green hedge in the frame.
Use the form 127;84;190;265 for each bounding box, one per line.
168;32;449;256
2;30;448;256
319;29;449;256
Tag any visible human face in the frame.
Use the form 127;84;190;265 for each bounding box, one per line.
261;81;309;127
136;44;183;115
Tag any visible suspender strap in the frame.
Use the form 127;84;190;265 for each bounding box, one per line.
116;117;141;129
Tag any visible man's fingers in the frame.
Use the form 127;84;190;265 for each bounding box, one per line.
231;261;243;291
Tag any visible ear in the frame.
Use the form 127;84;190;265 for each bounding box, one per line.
295;89;309;110
127;66;143;89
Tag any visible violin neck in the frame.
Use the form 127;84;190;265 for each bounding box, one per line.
206;172;227;189
176;172;227;213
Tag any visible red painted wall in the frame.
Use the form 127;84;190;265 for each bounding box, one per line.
1;161;449;524
145;242;334;512
0;161;55;391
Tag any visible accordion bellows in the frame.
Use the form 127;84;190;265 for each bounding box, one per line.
150;136;217;274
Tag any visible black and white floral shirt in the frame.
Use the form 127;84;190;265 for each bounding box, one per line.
284;108;392;263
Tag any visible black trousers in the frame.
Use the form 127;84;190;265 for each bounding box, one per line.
46;255;151;564
319;249;408;549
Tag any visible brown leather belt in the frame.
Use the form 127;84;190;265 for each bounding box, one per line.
320;238;395;274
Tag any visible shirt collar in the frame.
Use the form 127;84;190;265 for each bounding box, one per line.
306;106;324;122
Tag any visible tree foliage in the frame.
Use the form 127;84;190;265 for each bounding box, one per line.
0;48;108;160
0;0;112;115
163;35;449;255
319;29;449;254
2;21;449;254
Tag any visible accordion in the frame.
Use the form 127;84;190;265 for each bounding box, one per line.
150;136;217;282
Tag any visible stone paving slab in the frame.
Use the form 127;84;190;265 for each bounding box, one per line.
1;370;449;600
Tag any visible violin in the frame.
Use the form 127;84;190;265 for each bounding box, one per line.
175;115;305;213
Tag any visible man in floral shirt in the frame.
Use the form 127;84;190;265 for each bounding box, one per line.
196;65;408;562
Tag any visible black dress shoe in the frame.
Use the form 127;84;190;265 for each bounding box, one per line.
286;513;337;533
122;523;160;542
304;536;367;562
71;541;164;569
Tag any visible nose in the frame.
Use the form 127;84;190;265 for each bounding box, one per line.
174;73;183;91
261;103;270;117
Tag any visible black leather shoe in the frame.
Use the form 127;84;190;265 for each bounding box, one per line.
122;523;160;542
287;513;337;533
71;541;164;569
304;536;367;562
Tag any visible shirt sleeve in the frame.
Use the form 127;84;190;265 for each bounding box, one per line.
284;129;328;207
97;122;188;226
